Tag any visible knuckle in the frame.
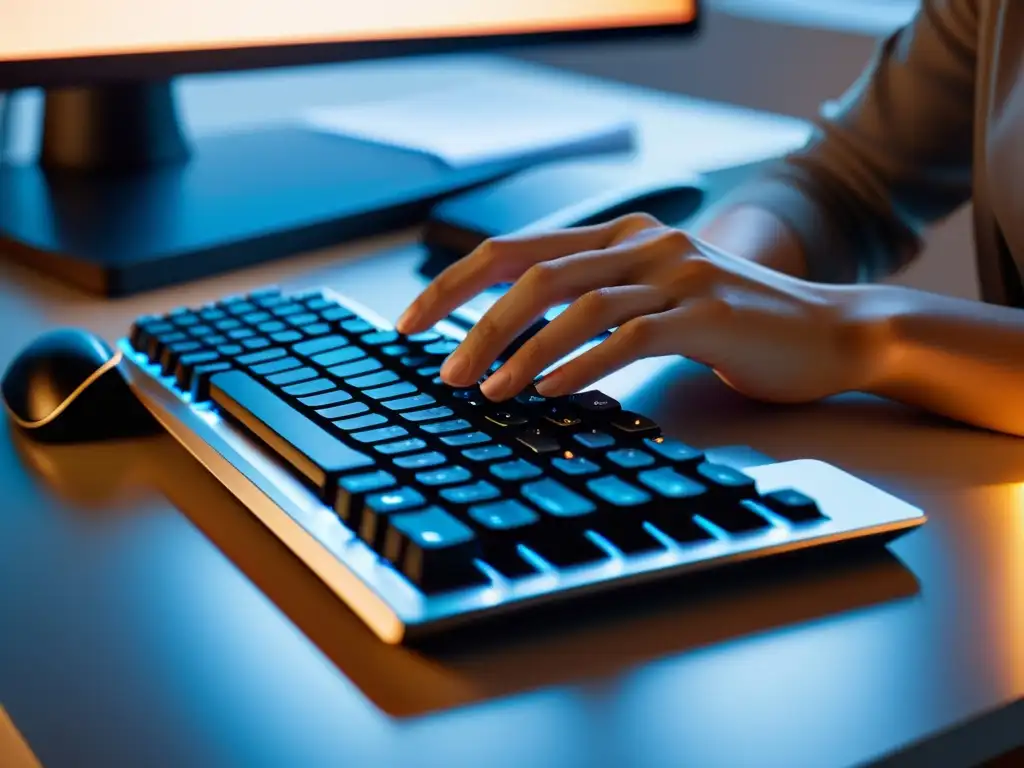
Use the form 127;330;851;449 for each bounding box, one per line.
667;254;718;294
617;315;656;350
651;227;693;251
578;287;617;315
619;212;661;231
522;261;559;291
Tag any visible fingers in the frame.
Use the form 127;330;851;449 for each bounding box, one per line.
396;222;625;335
534;302;720;397
438;243;642;386
480;285;669;400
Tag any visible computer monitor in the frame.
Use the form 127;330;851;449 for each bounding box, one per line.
0;2;699;296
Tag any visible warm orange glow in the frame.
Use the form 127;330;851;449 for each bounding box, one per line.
1;1;694;61
563;451;575;459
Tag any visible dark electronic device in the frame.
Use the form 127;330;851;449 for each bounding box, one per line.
1;328;157;442
0;2;700;295
109;285;927;644
422;161;706;263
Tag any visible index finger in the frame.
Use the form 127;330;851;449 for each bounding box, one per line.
396;223;620;334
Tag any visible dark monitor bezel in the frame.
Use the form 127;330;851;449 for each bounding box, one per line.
0;4;701;90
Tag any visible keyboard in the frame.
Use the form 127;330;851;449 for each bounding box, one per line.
119;286;926;644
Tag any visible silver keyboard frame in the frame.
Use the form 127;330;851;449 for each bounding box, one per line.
118;291;926;644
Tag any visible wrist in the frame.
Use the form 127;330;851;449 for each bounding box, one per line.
827;283;906;394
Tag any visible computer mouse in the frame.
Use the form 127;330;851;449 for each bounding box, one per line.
1;328;158;443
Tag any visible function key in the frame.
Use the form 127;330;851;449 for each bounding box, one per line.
609;411;660;436
567;390;620;414
761;488;826;523
645;437;704;467
383;507;484;591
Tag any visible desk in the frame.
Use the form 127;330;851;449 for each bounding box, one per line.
1;57;1022;768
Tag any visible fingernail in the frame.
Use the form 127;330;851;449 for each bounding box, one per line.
441;353;471;385
481;369;511;400
534;373;562;397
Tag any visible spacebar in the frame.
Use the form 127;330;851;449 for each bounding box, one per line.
209;369;374;497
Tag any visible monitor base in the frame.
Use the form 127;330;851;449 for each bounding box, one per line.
0;82;533;296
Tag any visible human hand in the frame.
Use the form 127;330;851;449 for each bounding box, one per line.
397;214;890;403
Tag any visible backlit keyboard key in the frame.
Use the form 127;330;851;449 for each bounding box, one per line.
298;389;353;407
522;478;594;519
383;507;483;591
644;437;704;467
376;439;429;457
359;487;426;550
440;481;501;505
490;459;542;482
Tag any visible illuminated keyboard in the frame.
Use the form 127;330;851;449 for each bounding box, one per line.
119;286;926;644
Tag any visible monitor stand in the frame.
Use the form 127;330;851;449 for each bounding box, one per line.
0;81;529;297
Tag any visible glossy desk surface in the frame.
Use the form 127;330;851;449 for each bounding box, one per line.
1;58;1023;768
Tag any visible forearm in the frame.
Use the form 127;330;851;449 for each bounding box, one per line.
846;283;1024;437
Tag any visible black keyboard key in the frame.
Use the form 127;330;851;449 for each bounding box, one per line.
241;337;271;351
383;507;483;591
266;367;317;386
364;382;417;401
287;313;320;327
393;450;446;469
422;419;471;435
360;487;427;550
293;335;349;357
543;405;581;428
573;430;616;450
761;489;826;523
609;411;660;436
486;408;529;428
174;350;220;391
361;330;400;346
467;499;542;578
522;478;595;520
335;470;396;528
551;456;600;477
160;340;203;375
462;445;513;463
282;378;334;397
189;361;233;402
440;481;501;506
297;389;353;408
348;370;400;389
237;348;286;366
312;346;364;367
270;331;304;344
514;386;548;407
644;437;704;468
251;357;301;376
402;406;454;423
587;476;651;508
516;428;560;455
423;339;460;357
695;462;758;499
352;426;409;444
636;468;713;542
568;390;621;414
209;370;373;498
416;466;473;487
490;459;542;482
377;439;430;458
441;431;490;447
328;358;381;378
129;317;166;353
341;318;375;335
606;448;656;470
334;413;388;432
701;502;772;535
317;401;368;420
322;306;355;322
383;393;436;412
